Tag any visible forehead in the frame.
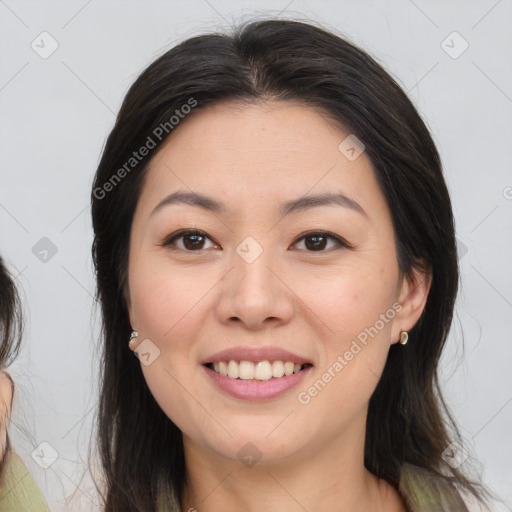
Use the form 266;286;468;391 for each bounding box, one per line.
155;99;349;159
138;99;387;220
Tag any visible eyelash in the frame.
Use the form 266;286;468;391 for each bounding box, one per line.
160;229;352;253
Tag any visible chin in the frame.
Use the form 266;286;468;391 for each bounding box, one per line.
196;427;304;466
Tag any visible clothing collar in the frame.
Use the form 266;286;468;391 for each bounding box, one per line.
398;463;470;512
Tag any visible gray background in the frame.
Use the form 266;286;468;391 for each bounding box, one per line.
1;0;511;510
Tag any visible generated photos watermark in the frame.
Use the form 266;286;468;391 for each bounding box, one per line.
93;97;197;200
297;302;402;405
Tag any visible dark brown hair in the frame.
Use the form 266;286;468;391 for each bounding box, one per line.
0;256;23;476
91;18;490;511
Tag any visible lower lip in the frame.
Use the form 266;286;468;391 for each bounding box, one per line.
203;365;313;401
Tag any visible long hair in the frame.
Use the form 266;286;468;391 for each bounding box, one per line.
91;18;488;511
0;256;23;476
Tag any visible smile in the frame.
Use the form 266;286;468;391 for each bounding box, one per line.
204;360;313;381
203;360;314;401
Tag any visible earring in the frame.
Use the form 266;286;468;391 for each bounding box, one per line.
128;331;138;349
399;331;408;345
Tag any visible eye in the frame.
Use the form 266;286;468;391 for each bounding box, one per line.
161;229;351;253
161;229;218;251
291;231;350;252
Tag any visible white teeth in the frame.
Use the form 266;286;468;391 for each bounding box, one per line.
209;359;308;381
239;360;255;380
284;362;294;376
227;360;239;379
254;361;273;380
272;360;285;378
219;361;228;376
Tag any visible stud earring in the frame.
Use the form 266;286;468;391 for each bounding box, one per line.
399;331;408;345
128;331;138;349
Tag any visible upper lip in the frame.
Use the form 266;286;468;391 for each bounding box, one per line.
201;346;313;365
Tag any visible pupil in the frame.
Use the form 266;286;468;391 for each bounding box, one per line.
306;235;326;251
185;234;203;250
183;234;327;251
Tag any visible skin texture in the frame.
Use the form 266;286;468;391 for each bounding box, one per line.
126;100;431;512
0;371;13;466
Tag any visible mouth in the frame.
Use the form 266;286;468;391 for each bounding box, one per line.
203;360;314;381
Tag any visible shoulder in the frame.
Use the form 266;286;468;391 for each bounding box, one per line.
0;448;50;511
398;463;471;512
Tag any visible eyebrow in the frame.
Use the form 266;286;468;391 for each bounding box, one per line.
150;190;368;219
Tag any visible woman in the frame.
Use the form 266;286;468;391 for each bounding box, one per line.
0;256;50;510
91;18;492;511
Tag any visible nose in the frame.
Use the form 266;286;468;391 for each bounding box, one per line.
215;243;295;331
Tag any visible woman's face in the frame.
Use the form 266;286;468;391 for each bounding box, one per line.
127;100;429;467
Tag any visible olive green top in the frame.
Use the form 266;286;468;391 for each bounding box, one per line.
399;463;470;511
157;463;472;511
0;452;470;512
0;449;50;511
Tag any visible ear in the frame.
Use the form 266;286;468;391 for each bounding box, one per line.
390;264;432;345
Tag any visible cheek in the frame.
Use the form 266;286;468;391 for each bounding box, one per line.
302;263;397;346
129;255;214;341
299;264;397;406
128;258;212;434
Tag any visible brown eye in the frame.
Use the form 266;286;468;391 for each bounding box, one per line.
162;229;217;251
292;232;349;252
161;229;349;253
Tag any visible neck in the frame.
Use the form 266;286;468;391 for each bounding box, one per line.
179;422;406;512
